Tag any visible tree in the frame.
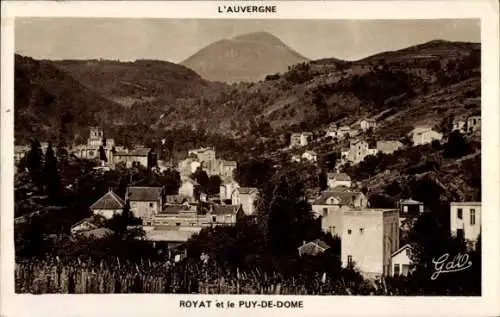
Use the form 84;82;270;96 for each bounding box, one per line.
26;138;43;188
99;145;107;162
43;143;60;198
443;130;470;158
207;175;222;196
191;167;209;195
147;150;158;170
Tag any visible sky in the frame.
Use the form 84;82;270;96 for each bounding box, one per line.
15;19;480;63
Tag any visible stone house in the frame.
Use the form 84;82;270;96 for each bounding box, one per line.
360;119;377;131
113;147;150;168
90;190;125;219
327;172;352;189
290;132;313;147
407;126;443;146
341;209;400;278
336;126;358;140
398;198;424;216
298;239;330;257
466;115;481;133
376;140;404;155
312;189;369;235
391;244;414;277
126;186;165;225
231;187;259;215
450;201;481;249
347;140;379;164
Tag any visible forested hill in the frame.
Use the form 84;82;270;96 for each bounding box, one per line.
14;40;480;147
51;59;221;107
14;55;127;144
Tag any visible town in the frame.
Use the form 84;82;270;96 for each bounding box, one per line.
14;111;481;293
12;19;483;296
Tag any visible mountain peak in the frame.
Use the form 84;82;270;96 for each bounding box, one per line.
232;31;284;45
181;32;308;83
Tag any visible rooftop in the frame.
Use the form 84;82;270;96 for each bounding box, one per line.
450;202;481;206
313;190;363;205
299;239;330;250
91;190;125;210
327;172;351;181
127;186;163;202
115;147;151;157
238;187;259;195
212;205;241;215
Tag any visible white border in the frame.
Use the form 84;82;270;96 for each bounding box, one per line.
1;1;499;317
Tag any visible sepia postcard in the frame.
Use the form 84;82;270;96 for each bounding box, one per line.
1;1;499;317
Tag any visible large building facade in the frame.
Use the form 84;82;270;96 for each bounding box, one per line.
341;209;399;278
450;202;481;247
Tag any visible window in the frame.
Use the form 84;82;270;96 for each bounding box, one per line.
323;208;328;217
457;228;464;240
176;223;180;226
347;255;353;265
457;208;463;219
360;228;364;234
149;203;154;207
393;264;400;276
212;216;217;222
347;229;352;235
470;209;476;225
402;264;410;276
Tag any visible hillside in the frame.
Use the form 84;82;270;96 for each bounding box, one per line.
181;31;309;83
162;40;480;137
52;59;220;107
14;40;480;151
14;55;127;144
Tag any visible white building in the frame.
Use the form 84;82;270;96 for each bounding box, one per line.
341;209;400;278
376;140;404;155
450;202;481;248
360;119;377;131
327;173;352;189
312;189;369;234
290;132;313;147
126;186;164;225
391;244;414;277
90;190;125;219
408;126;443;146
346;140;379;164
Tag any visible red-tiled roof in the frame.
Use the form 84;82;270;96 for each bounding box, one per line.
90;191;125;210
127;186;163;202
